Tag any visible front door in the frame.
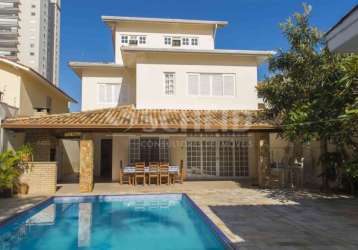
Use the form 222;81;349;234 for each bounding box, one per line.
100;139;112;179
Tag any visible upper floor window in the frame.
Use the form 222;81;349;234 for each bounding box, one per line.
164;72;175;95
172;38;181;47
121;35;146;46
191;38;198;46
164;37;171;45
182;38;190;46
98;83;120;105
128;36;138;45
139;36;146;44
164;36;199;47
121;35;128;44
188;73;235;97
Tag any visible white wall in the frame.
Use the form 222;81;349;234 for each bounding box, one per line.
114;22;215;64
81;68;136;111
136;55;260;110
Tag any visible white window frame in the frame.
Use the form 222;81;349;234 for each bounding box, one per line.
139;35;146;44
187;73;236;97
164;37;172;45
172;37;181;47
164;72;176;96
121;35;128;44
182;37;190;46
97;83;121;105
186;136;249;177
191;37;199;46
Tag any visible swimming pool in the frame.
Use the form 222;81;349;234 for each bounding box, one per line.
0;194;232;250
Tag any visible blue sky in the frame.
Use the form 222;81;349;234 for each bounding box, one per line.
60;0;357;111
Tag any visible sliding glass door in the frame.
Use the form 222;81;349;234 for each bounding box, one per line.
186;136;249;178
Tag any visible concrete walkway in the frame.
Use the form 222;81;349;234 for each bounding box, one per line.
1;181;358;249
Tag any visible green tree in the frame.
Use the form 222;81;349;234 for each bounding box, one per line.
258;4;358;192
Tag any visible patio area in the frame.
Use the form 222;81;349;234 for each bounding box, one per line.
2;181;358;249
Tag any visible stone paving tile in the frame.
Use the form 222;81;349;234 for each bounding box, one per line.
1;181;358;249
0;195;46;223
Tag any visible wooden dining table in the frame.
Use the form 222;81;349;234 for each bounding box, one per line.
121;166;180;185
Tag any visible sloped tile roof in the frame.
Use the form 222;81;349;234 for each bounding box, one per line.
3;105;277;131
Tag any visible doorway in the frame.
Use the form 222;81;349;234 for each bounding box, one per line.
100;139;113;180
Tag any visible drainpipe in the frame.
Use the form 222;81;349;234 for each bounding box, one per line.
213;24;218;47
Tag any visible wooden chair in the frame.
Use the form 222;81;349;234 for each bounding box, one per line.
172;160;185;184
159;162;170;185
134;162;146;186
148;163;159;185
119;161;133;185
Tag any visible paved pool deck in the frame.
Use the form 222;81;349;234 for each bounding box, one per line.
1;181;358;249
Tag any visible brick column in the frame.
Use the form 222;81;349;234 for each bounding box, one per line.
258;133;270;188
80;134;94;193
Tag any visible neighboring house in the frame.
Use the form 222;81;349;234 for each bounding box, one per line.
326;4;358;52
0;57;75;153
4;16;280;192
0;0;61;85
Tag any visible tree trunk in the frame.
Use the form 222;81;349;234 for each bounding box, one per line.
320;137;329;193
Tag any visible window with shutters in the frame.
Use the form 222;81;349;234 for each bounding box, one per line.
98;83;120;105
188;74;200;96
187;73;235;97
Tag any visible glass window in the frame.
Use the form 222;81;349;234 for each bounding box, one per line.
182;37;190;46
129;138;140;164
187;141;201;175
199;74;211;96
187;73;235;97
172;39;181;47
129;36;138;45
202;141;216;176
223;75;235;96
188;74;199;96
164;37;171;45
191;38;198;46
139;36;146;44
219;141;234;176
164;72;175;95
235;140;249;177
121;35;128;44
212;74;224;96
159;138;169;162
98;83;120;105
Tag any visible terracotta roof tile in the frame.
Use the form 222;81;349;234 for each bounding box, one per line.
2;105;277;131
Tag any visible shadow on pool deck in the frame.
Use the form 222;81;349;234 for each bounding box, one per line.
0;196;46;223
210;191;358;249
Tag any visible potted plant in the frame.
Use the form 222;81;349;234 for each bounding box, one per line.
0;151;20;198
18;183;29;195
17;144;34;163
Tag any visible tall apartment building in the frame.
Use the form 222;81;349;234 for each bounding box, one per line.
0;0;61;85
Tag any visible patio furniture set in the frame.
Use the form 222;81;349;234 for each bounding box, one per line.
119;162;184;185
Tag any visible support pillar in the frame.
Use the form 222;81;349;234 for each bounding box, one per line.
258;133;270;188
80;134;94;193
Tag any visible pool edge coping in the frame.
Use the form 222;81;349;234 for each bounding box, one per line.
0;196;54;227
0;193;234;250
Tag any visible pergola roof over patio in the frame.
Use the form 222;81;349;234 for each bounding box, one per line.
2;105;278;132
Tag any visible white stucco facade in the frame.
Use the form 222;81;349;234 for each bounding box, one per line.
71;16;273;111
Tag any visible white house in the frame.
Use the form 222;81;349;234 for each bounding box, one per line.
4;16;279;192
326;4;358;53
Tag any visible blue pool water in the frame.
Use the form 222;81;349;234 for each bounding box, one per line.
0;194;230;250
